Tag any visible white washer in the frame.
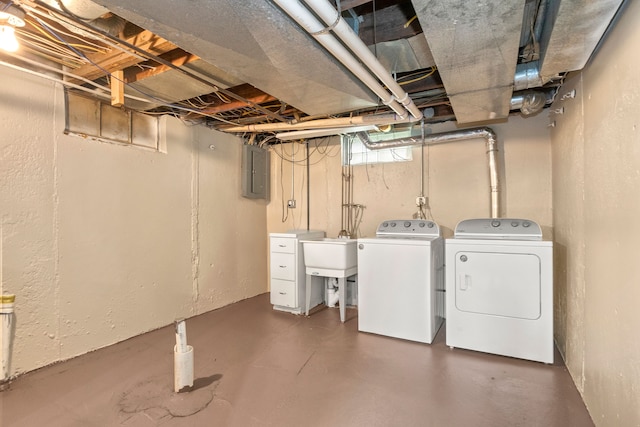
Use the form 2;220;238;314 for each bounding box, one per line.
357;219;444;344
445;218;553;363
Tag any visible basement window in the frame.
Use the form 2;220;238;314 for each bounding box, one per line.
341;133;412;166
64;91;160;150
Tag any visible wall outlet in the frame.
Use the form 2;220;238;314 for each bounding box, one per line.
287;199;296;208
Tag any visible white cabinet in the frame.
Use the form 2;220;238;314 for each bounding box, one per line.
269;230;324;314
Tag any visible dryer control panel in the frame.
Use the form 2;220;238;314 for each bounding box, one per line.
454;218;542;240
376;219;441;238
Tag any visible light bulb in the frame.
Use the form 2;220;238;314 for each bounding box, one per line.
0;4;26;27
0;25;18;52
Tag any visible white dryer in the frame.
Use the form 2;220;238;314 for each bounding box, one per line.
445;218;553;363
357;219;444;344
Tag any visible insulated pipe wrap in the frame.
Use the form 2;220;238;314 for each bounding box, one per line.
357;127;501;218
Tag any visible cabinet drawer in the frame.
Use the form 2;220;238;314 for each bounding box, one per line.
270;252;296;281
270;279;297;307
270;237;295;254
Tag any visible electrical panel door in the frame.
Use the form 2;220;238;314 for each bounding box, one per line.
241;144;270;200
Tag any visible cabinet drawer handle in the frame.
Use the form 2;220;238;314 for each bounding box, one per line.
279;265;287;268
279;292;287;295
278;244;286;247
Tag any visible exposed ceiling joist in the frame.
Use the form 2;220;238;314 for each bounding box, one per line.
2;0;625;140
70;29;177;83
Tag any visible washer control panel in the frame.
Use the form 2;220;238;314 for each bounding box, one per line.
454;218;542;240
376;219;441;237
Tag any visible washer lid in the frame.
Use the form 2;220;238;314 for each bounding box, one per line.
375;219;441;237
454;218;542;240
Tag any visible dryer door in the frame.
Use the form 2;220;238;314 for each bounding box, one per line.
454;252;541;320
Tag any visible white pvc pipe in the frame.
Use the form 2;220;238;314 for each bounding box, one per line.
175;319;188;353
174;345;194;392
224;113;414;133
275;125;378;140
272;0;416;120
174;319;193;392
303;0;423;119
327;281;340;307
1;294;15;388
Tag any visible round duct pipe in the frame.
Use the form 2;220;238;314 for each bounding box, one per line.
511;91;547;116
356;127;501;218
514;61;544;91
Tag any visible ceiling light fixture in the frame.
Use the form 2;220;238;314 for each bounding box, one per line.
0;1;25;52
0;25;18;51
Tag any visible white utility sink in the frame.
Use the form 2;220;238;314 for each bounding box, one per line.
301;238;357;271
301;238;358;323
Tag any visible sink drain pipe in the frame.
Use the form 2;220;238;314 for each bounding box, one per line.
357;127;500;218
1;294;15;391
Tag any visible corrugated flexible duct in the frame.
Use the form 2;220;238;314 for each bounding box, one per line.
357;127;501;218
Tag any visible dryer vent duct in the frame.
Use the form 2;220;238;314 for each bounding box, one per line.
510;91;547;116
357;127;500;218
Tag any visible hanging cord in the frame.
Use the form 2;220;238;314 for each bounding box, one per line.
291;143;295;204
280;142;289;223
306;142;310;230
295;151;306;230
425;140;434;221
414;119;427;219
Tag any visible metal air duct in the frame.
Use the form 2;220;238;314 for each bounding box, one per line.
412;0;526;123
272;0;421;121
510;91;547;116
301;0;423;120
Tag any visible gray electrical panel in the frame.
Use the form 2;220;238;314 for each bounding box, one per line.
241;144;270;200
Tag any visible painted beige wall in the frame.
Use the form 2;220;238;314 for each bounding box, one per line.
0;66;268;375
551;1;640;425
267;114;552;239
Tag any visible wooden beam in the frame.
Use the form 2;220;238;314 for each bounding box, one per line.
186;84;277;116
70;30;178;83
110;69;125;107
124;50;201;83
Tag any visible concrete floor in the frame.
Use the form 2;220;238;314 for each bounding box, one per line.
1;293;593;426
